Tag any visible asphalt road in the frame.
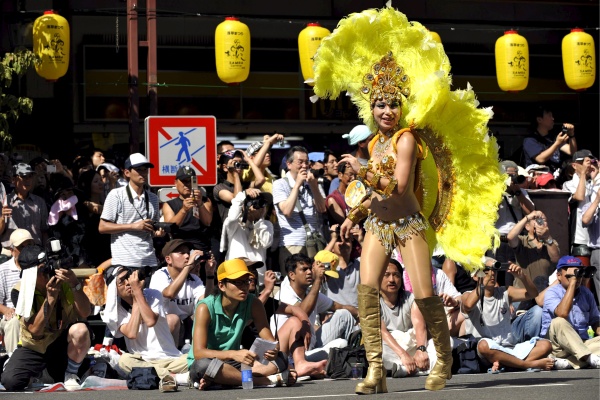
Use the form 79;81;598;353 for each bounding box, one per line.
1;368;598;400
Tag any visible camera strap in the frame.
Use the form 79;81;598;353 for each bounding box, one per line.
287;180;313;235
126;185;150;220
504;196;519;224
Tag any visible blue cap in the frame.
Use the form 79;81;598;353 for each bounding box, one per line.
342;125;372;145
556;255;583;270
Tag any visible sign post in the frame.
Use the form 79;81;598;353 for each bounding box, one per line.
145;116;217;187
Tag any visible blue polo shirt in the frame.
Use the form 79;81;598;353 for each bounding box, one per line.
187;293;255;367
541;284;600;340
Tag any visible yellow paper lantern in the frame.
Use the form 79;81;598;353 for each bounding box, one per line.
298;23;331;86
215;17;251;85
562;28;596;91
429;31;442;44
33;10;70;81
495;30;529;92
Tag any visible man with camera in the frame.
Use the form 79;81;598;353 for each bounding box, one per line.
273;146;327;272
102;267;190;390
149;239;215;348
522;104;576;172
99;153;165;269
462;259;554;372
162;166;213;254
541;256;600;369
506;210;560;343
562;150;597;263
1;244;92;391
220;189;274;287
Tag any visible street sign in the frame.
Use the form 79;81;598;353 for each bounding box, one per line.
145;116;217;187
157;187;180;203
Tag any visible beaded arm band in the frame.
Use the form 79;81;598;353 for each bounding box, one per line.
347;203;370;224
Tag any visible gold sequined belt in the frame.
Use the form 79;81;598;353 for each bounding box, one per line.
364;212;429;255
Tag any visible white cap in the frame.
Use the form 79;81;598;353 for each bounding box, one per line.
9;229;34;248
342;125;372;145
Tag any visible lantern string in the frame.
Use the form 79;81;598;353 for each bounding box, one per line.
21;7;600;32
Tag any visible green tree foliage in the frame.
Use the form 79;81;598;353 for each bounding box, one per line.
0;47;39;144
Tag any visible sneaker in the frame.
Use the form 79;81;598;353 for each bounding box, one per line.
63;373;81;391
588;354;600;369
551;357;571;370
391;363;408;378
159;375;177;392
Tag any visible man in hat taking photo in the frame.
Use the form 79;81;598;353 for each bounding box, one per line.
1;244;92;391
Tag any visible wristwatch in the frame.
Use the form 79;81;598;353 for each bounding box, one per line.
416;345;427;352
73;282;82;291
544;237;554;245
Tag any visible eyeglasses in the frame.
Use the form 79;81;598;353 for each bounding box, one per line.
226;278;254;287
295;160;310;166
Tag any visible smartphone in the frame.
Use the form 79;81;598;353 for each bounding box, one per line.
47;164;56;173
191;175;200;218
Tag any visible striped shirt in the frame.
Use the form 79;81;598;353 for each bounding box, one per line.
272;172;320;247
0;258;20;309
100;183;160;267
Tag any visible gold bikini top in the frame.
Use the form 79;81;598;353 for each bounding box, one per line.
367;128;425;178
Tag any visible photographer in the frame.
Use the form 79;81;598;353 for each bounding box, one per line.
461;259;554;373
541;256;600;369
220;189;273;287
162;166;213;254
99;153;165;269
1;244;92;391
149;239;216;348
506;210;560;342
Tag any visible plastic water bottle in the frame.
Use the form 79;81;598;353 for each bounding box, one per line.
241;363;253;389
181;339;191;354
588;326;595;339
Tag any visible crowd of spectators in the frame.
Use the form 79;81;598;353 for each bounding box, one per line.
0;103;598;392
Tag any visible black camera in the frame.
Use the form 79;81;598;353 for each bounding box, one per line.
194;251;212;262
484;261;511;272
510;174;526;185
562;125;568;134
310;168;324;178
234;161;249;170
152;221;176;233
572;266;597;279
43;239;75;277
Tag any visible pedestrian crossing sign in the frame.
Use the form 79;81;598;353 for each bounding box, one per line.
145;116;217;187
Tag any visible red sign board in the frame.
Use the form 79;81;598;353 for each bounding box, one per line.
145;116;217;187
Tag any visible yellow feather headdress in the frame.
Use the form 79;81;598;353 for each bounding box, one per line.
312;6;505;271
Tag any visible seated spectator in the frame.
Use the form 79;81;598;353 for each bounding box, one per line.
149;239;215;347
187;259;296;390
462;260;554;372
220;189;273;286
402;262;464;337
102;267;190;390
380;259;430;378
271;254;357;364
440;257;477;294
162;166;213;253
507;210;560;343
541;256;600;369
0;229;35;354
536;173;558;189
1;244;91;391
329;125;373;195
522;104;576;172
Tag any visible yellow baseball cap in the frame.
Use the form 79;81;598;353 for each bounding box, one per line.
217;259;253;282
314;250;340;279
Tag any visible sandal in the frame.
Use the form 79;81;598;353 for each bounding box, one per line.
159;375;177;392
268;369;298;387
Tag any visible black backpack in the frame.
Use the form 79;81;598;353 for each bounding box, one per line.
325;330;368;379
127;367;160;390
451;335;482;374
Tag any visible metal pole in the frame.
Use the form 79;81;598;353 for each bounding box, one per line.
146;0;158;116
128;0;140;154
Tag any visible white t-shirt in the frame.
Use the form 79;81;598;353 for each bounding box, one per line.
270;277;333;349
114;288;181;360
462;287;515;347
563;175;594;245
149;267;206;319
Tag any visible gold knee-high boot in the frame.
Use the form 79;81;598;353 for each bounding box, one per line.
355;284;387;395
415;296;452;391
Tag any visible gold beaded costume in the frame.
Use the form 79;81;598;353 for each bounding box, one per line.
311;7;505;272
